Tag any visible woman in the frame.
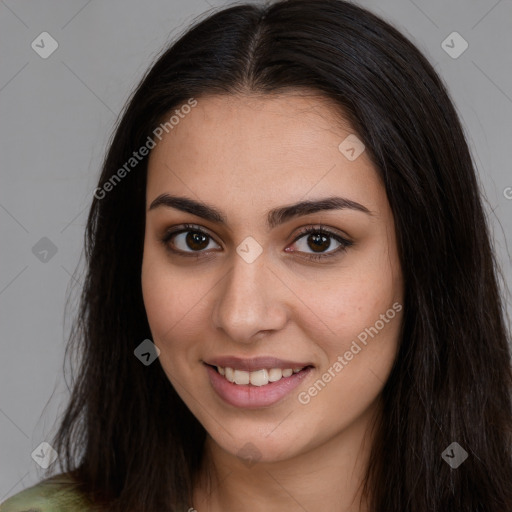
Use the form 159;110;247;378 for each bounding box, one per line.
2;0;511;510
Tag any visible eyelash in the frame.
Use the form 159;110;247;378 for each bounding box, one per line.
160;223;353;262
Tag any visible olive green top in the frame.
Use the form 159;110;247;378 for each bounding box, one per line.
0;473;91;512
1;474;194;511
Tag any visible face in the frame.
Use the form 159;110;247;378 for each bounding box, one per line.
141;93;403;464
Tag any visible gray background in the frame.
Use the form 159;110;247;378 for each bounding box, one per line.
1;0;511;501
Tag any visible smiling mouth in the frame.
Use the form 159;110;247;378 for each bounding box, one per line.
206;363;314;386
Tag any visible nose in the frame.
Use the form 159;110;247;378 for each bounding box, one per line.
212;251;289;344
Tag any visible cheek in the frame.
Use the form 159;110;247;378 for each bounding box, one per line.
141;250;216;374
291;253;402;402
141;248;191;344
297;285;401;429
296;267;400;345
142;267;173;336
141;268;189;384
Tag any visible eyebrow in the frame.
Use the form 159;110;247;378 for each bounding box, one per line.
148;194;374;229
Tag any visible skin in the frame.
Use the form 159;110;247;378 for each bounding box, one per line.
141;92;404;512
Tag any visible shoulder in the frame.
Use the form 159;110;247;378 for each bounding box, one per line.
0;473;92;512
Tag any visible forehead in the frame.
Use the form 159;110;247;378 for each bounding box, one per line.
146;93;385;221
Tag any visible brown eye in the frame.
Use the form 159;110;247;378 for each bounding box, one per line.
289;226;353;261
161;224;221;254
184;231;209;251
305;232;332;252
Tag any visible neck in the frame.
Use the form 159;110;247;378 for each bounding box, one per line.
192;401;381;512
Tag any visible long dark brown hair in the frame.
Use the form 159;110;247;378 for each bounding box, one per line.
43;0;512;510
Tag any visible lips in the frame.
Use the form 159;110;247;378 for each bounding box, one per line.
203;356;314;408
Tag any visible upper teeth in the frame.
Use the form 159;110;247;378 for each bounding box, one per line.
217;366;303;386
